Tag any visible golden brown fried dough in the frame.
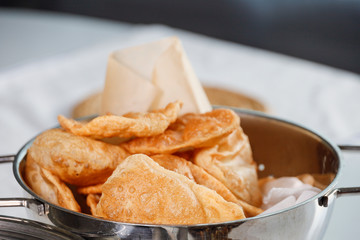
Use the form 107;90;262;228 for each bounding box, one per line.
24;155;81;212
296;174;315;186
151;154;195;181
86;194;101;215
58;101;182;139
151;154;262;217
152;154;237;201
122;108;240;155
78;183;103;195
236;199;263;217
28;128;129;186
258;176;275;193
193;127;262;207
296;173;334;190
95;154;245;224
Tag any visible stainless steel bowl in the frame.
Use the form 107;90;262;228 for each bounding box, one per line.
0;109;359;239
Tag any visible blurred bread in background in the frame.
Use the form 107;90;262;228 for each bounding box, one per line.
72;86;267;118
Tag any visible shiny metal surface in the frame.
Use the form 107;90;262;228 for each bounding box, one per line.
0;198;45;216
339;145;360;151
0;155;15;163
0;215;84;239
2;109;360;239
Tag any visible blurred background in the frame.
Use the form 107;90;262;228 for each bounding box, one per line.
1;0;360;74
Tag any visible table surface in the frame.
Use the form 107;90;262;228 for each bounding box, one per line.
1;8;360;239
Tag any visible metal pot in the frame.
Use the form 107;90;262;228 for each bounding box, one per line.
0;109;359;240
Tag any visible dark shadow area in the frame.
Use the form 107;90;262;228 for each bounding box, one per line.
1;0;360;74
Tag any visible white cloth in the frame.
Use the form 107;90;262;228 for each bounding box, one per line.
0;8;360;239
261;177;321;214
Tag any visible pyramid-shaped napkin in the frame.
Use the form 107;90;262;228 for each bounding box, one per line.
101;37;211;115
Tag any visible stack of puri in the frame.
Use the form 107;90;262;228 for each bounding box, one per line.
25;101;264;225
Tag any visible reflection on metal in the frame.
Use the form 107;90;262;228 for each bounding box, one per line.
0;198;46;216
0;155;15;163
338;145;360;151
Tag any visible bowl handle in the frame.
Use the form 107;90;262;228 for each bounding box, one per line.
318;145;360;207
319;187;360;207
339;145;360;151
0;198;47;216
0;155;15;163
335;144;360;197
0;155;47;216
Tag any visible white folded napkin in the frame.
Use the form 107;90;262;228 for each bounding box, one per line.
261;177;321;214
101;36;211;116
